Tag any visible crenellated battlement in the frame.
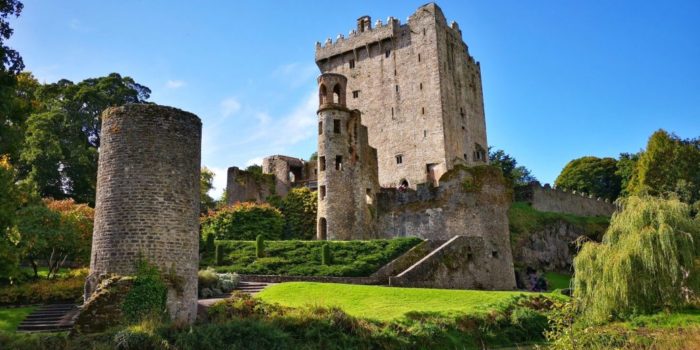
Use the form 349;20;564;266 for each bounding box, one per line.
516;181;616;217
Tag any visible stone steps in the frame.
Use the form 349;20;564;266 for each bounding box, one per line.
17;304;79;333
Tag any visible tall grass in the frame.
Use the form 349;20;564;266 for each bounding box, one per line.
574;196;700;323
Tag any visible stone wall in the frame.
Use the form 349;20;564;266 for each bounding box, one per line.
516;182;615;217
225;166;275;204
376;165;516;290
316;3;488;189
389;235;513;290
88;104;200;324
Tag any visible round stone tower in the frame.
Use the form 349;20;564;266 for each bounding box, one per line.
316;73;357;240
87;104;201;324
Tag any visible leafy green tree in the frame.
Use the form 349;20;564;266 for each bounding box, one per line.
627;130;700;203
615;152;639;198
15;204;73;278
0;155;21;279
278;187;318;240
200;167;216;214
18;74;150;205
554;156;622;201
574;196;700;323
488;148;536;187
0;0;26;162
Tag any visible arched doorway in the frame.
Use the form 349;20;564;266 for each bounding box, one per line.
318;217;327;240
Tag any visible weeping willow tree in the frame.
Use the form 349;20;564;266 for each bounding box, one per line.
573;195;700;324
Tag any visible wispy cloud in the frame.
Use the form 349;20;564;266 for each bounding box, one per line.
272;63;318;88
220;97;242;117
165;79;186;89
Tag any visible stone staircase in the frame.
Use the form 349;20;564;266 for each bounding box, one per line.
234;281;270;294
17;304;79;333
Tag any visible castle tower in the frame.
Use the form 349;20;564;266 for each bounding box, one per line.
315;3;488;189
87;104;201;324
316;73;379;240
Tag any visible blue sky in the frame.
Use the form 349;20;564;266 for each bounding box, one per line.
9;1;700;196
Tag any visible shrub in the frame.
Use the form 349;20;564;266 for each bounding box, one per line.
321;244;331;265
210;238;422;277
122;260;167;323
201;202;284;241
198;268;240;298
215;244;224;266
255;235;265;258
276;187;317;240
0;269;86;305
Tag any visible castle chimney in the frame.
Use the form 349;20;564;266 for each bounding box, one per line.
357;15;371;32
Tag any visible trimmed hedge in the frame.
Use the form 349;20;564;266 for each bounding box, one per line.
201;202;284;241
210;238;422;277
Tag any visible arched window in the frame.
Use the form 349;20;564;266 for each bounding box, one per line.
319;84;328;105
318;217;327;240
332;84;341;104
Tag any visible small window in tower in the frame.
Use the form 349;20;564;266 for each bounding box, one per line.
421;107;425;115
319;156;326;171
394;69;397;76
318;121;323;135
391;107;394;117
424;130;427;138
352;90;360;98
464;153;468;160
396;154;403;164
335;156;343;170
385;49;391;58
349;59;355;69
365;188;373;205
492;251;499;259
418;53;421;62
423;28;426;36
333;119;341;134
314;169;317;175
395;85;399;93
320;186;326;200
462;126;466;130
419;83;423;90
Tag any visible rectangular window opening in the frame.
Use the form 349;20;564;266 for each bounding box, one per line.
396;155;403;164
492;251;499;258
424;130;427;138
418;53;421;62
319;156;326;171
419;83;423;90
385;49;391;58
320;186;326;200
318;121;323;135
333;119;341;133
335;155;343;170
352;90;360;98
349;59;355;69
421;107;425;115
395;85;399;93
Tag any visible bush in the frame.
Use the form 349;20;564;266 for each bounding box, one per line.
275;187;317;240
201;202;284;241
256;235;265;258
321;244;331;265
198;268;240;298
122;260;167;323
210;238;422;277
0;269;87;305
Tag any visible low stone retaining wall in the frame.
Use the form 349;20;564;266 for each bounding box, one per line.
239;274;382;285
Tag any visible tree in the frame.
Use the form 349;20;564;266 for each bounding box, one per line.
200;167;216;214
554;156;622;201
488;148;537;187
44;198;94;265
0;0;24;75
200;202;284;241
627;130;700;203
574;196;700;323
615;152;639;198
18;74;151;205
0;0;26;163
0;155;21;279
278;187;318;240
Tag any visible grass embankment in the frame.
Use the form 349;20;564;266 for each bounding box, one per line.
210;238;422;277
256;282;548;321
508;201;610;244
544;272;572;291
0;307;35;332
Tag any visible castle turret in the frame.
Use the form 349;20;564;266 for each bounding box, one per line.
316;73;379;240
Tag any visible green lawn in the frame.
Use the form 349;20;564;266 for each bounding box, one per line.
20;267;70;278
256;282;540;321
0;307;35;332
544;272;571;291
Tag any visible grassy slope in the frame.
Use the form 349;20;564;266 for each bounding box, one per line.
545;272;572;291
0;307;35;332
211;238;422;277
256;282;541;321
509;201;610;245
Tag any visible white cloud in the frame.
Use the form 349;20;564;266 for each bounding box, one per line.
165;80;186;89
272;63;318;88
273;91;317;145
220;97;242;117
207;166;228;199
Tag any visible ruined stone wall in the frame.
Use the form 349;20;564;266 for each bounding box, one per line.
88;104;201;324
516;182;615;217
225;166;275;204
262;155;306;198
316;73;379;240
390;235;514;290
315;3;488;189
376;165;516;289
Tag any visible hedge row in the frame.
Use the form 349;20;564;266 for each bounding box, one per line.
209;238;422;277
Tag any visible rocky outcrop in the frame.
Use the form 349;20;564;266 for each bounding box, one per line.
73;275;133;334
512;221;588;273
